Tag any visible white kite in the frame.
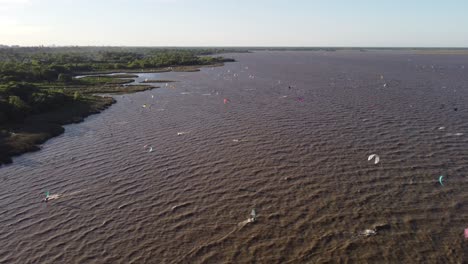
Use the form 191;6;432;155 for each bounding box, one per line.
361;229;377;237
144;145;153;153
248;208;257;223
368;154;380;164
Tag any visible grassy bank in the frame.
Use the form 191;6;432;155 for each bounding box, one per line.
68;84;157;95
141;80;176;83
74;63;226;76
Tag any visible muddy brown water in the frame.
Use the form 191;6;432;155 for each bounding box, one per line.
1;51;468;263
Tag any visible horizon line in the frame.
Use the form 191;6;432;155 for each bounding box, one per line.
1;45;468;49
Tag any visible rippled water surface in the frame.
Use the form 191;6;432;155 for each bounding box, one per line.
1;51;468;263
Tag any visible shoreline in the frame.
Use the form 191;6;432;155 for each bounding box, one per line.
0;84;158;165
0;96;116;165
0;63;224;166
74;63;226;76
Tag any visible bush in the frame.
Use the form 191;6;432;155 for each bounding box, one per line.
8;95;29;111
73;91;82;100
7;95;30;121
3;82;38;100
57;73;73;83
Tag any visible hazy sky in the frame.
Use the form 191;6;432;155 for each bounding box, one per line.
1;0;467;47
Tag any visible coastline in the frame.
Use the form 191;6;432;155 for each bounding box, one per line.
0;63;224;166
0;95;116;165
74;63;226;76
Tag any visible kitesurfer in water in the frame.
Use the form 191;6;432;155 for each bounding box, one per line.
42;191;50;202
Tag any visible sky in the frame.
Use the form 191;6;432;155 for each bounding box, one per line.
0;0;467;47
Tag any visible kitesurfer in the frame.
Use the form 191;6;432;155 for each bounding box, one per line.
42;191;50;202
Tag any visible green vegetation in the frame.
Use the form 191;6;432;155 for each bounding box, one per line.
0;47;238;164
94;74;139;78
75;76;135;85
66;84;156;95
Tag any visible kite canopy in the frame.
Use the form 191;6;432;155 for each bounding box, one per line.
247;208;256;223
143;145;153;152
439;175;444;186
362;229;377;237
251;209;256;219
368;154;380;164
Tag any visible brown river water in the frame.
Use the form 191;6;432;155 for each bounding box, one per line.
1;51;468;263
